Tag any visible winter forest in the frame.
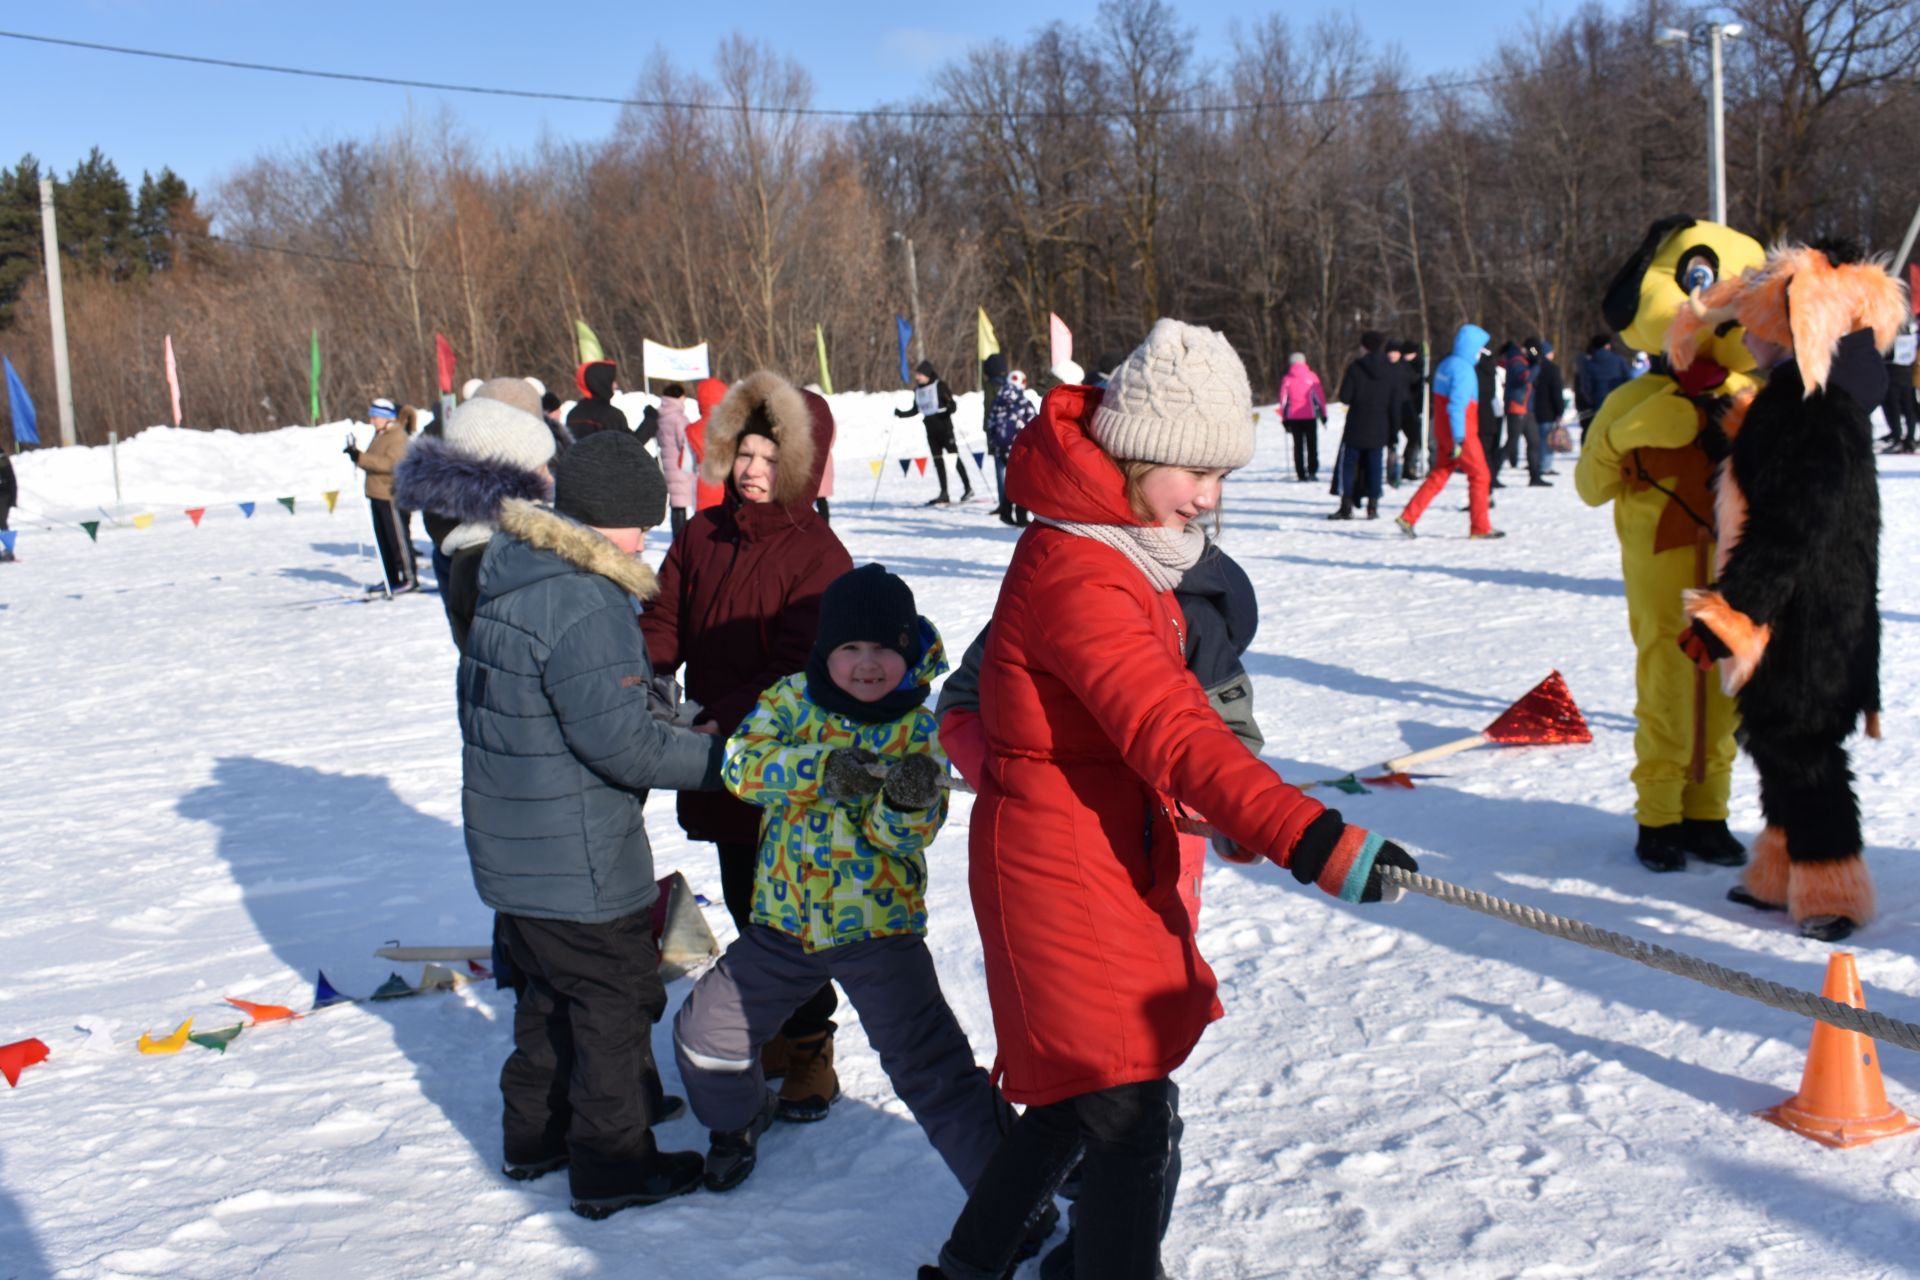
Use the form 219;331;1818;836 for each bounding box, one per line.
1;0;1917;446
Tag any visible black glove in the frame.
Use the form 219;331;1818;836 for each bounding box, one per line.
881;754;944;811
1287;810;1418;904
344;440;361;461
819;747;883;803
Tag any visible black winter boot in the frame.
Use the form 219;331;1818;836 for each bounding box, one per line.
1326;500;1354;521
1635;823;1688;873
703;1092;779;1192
1679;818;1746;866
569;1146;704;1218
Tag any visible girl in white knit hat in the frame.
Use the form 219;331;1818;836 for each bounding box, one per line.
924;319;1417;1280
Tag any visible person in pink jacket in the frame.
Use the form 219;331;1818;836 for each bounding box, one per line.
1276;352;1328;481
655;383;695;537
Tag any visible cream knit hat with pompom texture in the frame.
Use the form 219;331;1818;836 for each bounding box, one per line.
1090;319;1254;469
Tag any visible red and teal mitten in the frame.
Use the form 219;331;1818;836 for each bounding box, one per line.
1287;810;1418;903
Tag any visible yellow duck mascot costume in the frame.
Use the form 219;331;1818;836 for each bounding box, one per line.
1575;215;1766;872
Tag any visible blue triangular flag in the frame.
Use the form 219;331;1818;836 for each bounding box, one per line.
313;969;351;1008
4;355;38;447
971;451;985;469
0;530;14;557
897;458;911;476
370;972;416;1001
239;501;256;518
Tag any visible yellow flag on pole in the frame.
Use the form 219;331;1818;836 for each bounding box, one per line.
977;308;1000;368
575;320;604;364
815;324;834;395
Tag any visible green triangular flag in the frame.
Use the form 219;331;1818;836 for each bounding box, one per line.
79;520;100;542
370;972;417;1001
277;496;296;514
188;1023;245;1053
1329;773;1369;796
575;319;604;364
814;323;834;396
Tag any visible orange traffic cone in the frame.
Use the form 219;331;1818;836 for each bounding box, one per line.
1758;952;1919;1148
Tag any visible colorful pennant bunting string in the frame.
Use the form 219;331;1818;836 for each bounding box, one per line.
138;1018;194;1055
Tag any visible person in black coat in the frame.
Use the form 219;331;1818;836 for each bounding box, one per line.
1476;346;1505;491
566;360;629;439
1529;338;1567;475
1328;332;1396;520
1391;340;1425;483
1676;242;1905;942
895;360;973;505
1574;335;1630;437
0;451;16;562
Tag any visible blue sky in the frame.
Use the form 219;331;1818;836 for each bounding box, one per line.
4;1;1598;202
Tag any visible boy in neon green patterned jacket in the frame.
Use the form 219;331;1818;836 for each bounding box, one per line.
673;564;1010;1196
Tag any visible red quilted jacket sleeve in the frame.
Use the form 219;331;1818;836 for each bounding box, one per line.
1028;548;1325;863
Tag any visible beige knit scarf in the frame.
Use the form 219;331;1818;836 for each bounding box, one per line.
1033;515;1205;592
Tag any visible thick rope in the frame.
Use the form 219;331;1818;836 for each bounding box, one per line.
1374;866;1920;1053
874;764;1920;1050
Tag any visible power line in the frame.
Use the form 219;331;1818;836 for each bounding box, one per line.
0;28;1516;122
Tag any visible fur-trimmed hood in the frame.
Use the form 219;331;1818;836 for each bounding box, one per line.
495;498;658;601
394;434;551;529
698;369;828;509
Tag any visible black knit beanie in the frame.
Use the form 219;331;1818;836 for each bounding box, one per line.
1360;330;1385;353
813;563;921;665
553;429;667;529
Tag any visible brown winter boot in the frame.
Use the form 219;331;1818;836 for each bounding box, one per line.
776;1029;840;1123
759;1034;792;1082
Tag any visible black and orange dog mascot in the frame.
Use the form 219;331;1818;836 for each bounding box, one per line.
1670;242;1908;940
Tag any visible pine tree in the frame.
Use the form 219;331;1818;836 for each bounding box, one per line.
0;155;42;328
58;148;134;280
134;167;210;275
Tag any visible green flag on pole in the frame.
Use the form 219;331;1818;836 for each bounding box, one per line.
815;324;834;395
309;329;322;423
575;320;604;364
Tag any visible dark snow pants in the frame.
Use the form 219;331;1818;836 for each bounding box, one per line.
495;910;673;1173
713;841;837;1037
368;497;417;591
1283;419;1319;479
674;925;1011;1188
938;1078;1182;1280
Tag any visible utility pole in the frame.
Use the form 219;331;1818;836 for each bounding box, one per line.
893;232;926;366
37;177;77;447
1657;22;1743;226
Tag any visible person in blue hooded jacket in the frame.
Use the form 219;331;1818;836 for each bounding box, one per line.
1395;323;1502;539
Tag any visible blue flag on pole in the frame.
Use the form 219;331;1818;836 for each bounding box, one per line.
4;355;38;446
896;316;913;386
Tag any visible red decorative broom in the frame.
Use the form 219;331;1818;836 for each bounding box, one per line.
1379;671;1591;773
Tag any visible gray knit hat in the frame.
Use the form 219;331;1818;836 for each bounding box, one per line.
445;395;556;472
1089;319;1255;469
473;376;544;419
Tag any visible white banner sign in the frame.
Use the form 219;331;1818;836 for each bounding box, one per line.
642;340;711;383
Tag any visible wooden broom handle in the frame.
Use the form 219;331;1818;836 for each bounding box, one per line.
1380;733;1489;774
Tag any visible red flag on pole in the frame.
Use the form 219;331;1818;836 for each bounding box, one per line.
1909;265;1919;316
435;332;457;395
163;334;182;426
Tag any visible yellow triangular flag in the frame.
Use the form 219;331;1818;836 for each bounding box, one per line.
323;489;340;514
138;1017;194;1055
869;459;883;477
977;307;1000;367
131;513;155;530
576;320;604;364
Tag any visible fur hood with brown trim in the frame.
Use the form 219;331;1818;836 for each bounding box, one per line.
495;498;658;602
698;369;829;510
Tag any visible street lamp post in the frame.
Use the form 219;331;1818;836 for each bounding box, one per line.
890;231;926;366
1657;21;1744;225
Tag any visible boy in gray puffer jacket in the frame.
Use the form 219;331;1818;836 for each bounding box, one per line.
458;427;725;1220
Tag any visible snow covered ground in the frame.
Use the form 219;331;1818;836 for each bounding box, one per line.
4;399;1920;1279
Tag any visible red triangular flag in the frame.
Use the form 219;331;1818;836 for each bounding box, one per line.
1482;671;1592;745
0;1037;50;1087
914;457;928;476
1360;772;1418;790
185;507;206;527
225;997;298;1024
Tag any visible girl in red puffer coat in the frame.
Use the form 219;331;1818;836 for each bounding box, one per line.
927;320;1418;1280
